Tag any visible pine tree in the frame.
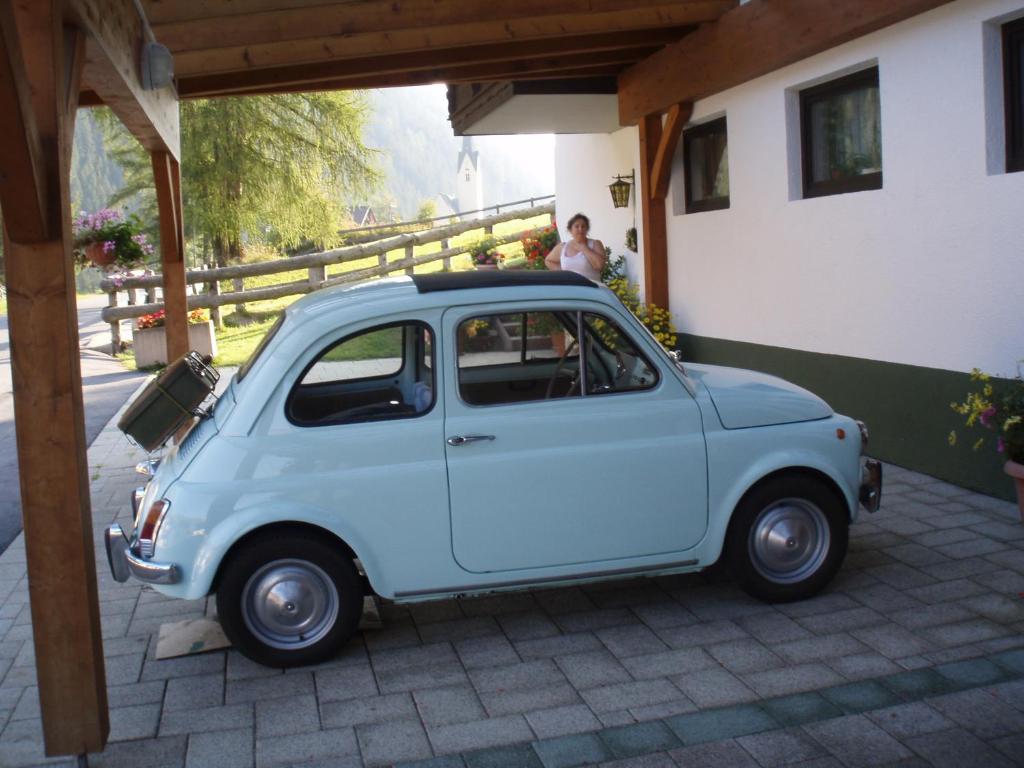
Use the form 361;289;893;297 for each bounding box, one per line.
98;93;379;266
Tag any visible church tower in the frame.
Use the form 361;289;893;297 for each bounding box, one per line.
456;136;483;219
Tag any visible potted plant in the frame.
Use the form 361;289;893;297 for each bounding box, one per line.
133;308;218;368
950;365;1024;519
73;209;154;270
468;236;503;270
520;224;560;270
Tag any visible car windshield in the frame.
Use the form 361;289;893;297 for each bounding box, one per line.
237;314;286;382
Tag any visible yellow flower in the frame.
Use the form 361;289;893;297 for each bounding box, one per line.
948;431;957;446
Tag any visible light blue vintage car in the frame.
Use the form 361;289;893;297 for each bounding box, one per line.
106;271;881;667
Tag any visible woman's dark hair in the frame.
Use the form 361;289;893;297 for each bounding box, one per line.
566;213;590;232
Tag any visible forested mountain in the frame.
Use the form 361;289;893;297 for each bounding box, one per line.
363;85;554;218
65;85;553;229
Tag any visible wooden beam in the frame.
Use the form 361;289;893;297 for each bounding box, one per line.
152;150;188;362
4;2;109;756
179;49;647;98
174;29;680;96
150;0;733;49
618;0;956;124
639;112;668;309
0;0;49;242
169;6;721;75
69;0;180;158
650;102;692;200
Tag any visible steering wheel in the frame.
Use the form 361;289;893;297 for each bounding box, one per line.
545;339;580;399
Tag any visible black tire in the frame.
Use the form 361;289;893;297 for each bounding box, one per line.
725;474;848;603
216;531;363;668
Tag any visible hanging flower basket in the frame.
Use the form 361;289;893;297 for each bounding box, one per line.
85;241;118;268
73;209;154;271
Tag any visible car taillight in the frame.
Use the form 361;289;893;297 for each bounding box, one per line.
138;499;170;559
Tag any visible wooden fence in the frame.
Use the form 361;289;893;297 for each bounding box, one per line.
99;201;554;348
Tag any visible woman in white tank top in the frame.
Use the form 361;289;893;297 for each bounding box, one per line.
544;212;607;281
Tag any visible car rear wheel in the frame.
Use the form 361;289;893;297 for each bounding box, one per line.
726;475;848;602
216;531;363;667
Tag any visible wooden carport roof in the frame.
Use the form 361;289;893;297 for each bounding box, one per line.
1;0;954;760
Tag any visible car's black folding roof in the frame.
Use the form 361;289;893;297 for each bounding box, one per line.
411;270;597;293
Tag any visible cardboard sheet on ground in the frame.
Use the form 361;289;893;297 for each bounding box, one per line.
154;596;384;660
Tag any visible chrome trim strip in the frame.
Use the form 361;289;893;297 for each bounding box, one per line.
394;558;700;598
105;525;131;583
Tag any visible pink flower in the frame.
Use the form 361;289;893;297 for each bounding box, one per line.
997;437;1006;453
980;406;997;428
102;240;116;254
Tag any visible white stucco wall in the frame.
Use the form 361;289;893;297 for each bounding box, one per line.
556;0;1024;377
553;127;644;285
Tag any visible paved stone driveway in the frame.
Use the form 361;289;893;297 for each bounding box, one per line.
0;407;1022;767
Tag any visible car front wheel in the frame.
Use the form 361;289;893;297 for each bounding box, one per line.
216;531;363;667
726;475;848;603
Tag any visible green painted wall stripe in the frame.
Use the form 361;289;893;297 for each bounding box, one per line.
678;333;1015;501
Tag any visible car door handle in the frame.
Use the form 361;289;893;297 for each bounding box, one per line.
447;434;496;446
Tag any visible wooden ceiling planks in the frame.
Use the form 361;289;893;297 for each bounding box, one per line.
134;0;734;98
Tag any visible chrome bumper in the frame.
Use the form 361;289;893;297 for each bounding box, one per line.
105;524;181;585
859;459;883;513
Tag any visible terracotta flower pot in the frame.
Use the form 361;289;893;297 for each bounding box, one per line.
86;241;117;267
1004;460;1024;522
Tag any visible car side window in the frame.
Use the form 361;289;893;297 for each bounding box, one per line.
287;321;435;426
581;313;659;394
457;311;581;405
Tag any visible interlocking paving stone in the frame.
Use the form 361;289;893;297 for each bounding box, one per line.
428;715;534;755
820;680;901;714
881;668;958;699
933;657;1010;687
454;635;520;670
904;726;1017;768
802;713;912;767
735;726;827;767
669;665;759;709
706;638;784;674
919;618;1009;648
741;663;845;698
851;624;935;658
735;611;812;644
108;703;162;742
774;632;869;662
653;620;747;649
159;703;254;735
186;727;253;768
759;692;843;727
629;603;698;631
478;682;580;717
463;744;543;768
357;717;433;767
599;721;681;759
827;652;903;681
163;673;224;711
525;704;603;739
925;688;1024;739
414;685;487;727
419;617;502;644
532;732;612;768
796;607;887;635
554;650;632;689
620;647;715;680
255;726;359;768
378;662;471;694
579;680;686;714
255;693;319;737
556;609;635;634
991;732;1024;764
496;612;560;642
865;701;953;739
665;704;778;745
469;659;566;694
992;648;1024;674
225;671;314;704
515;633;603;661
597;625;669;658
628;698;699;722
319;692;418;729
668;740;761;767
372;642;460;674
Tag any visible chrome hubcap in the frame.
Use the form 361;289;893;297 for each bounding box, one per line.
241;559;338;650
749;498;830;584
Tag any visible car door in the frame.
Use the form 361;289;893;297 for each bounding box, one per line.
442;303;708;574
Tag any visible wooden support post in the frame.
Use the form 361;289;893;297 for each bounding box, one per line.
1;5;109;756
404;243;415;275
107;288;121;351
153;151;188;361
308;264;326;287
208;278;222;328
377;250;387;277
441;238;451;271
639;112;669;309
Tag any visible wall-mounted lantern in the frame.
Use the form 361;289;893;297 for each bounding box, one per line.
608;172;635;209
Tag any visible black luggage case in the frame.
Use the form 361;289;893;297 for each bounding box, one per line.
117;351;219;451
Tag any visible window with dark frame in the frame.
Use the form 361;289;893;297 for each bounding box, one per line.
1005;17;1024;173
683;117;730;213
800;67;883;198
